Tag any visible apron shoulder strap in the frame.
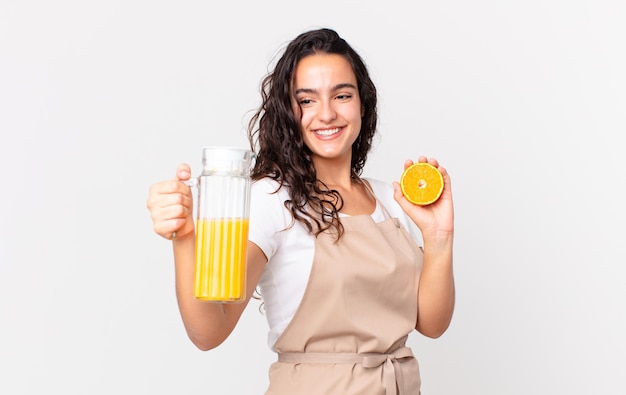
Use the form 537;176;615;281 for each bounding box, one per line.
360;178;393;220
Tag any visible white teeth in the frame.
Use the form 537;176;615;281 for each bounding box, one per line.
314;128;340;136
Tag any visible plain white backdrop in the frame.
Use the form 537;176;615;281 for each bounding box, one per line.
1;0;625;394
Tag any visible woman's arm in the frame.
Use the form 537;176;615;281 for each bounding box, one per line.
172;236;267;350
147;163;268;350
413;233;454;338
393;156;455;338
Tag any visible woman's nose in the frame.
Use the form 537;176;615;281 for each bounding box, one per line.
317;99;337;122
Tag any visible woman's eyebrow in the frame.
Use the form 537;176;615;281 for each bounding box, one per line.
294;83;358;95
333;83;357;91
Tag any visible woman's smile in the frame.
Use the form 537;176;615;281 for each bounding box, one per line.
313;127;342;138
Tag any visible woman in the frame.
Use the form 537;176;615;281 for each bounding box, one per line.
146;27;455;394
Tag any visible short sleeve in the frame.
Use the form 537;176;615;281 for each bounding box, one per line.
248;178;290;260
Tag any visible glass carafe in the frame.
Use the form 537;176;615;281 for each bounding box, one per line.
188;146;255;303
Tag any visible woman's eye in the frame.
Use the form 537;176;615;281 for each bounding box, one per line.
299;98;313;105
336;94;352;100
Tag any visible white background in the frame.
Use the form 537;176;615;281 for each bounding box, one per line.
1;1;625;394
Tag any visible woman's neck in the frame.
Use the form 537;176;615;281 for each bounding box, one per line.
313;157;355;190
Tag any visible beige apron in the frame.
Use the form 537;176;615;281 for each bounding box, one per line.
265;197;424;395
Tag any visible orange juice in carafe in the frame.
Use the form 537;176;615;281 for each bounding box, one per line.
194;218;249;302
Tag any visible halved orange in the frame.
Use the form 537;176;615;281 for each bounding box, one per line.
400;162;444;205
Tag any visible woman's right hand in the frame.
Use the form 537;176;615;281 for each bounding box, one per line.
146;163;195;241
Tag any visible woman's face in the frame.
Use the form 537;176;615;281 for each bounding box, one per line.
291;53;363;164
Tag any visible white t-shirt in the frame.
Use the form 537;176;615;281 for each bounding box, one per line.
248;177;422;351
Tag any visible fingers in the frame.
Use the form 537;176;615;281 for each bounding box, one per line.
407;156;442;171
147;189;192;236
147;179;192;209
403;157;442;170
414;156;439;168
146;163;195;240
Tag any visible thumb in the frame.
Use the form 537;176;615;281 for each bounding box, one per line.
392;181;414;213
175;163;192;182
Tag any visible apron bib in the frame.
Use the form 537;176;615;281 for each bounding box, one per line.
265;198;424;395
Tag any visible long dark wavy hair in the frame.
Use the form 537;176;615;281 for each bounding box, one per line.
247;28;378;238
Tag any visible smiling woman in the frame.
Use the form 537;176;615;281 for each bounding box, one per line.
146;27;455;394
